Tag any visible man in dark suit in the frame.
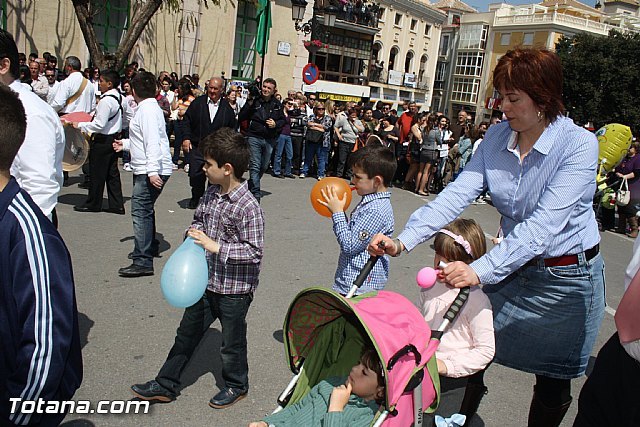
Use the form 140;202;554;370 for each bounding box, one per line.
182;77;237;208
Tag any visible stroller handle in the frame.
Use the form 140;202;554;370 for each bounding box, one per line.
346;242;386;298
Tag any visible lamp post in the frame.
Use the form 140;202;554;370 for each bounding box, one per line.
290;0;338;38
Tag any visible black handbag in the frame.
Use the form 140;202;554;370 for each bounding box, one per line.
306;128;324;144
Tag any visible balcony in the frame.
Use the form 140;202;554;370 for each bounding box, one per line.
494;12;611;35
331;0;380;30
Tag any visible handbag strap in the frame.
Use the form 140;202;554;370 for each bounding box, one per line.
621;176;629;191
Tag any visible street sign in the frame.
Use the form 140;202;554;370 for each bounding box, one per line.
302;63;320;85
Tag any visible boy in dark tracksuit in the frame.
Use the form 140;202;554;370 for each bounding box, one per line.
0;83;82;425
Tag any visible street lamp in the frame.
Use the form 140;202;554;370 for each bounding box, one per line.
291;0;308;22
290;0;339;36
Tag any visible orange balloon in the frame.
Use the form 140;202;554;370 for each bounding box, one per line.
310;177;353;217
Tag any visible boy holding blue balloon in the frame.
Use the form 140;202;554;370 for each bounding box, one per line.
131;127;265;409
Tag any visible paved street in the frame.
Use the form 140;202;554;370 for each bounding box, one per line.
56;167;632;427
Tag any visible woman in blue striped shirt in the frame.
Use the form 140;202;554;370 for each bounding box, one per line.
369;48;605;427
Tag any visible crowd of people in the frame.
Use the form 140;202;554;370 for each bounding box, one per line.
2;22;640;427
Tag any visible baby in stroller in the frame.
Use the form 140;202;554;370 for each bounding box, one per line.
249;347;385;427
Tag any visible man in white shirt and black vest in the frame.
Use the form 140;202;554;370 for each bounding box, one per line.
74;69;127;214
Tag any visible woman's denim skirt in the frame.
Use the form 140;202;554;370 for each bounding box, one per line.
484;252;605;379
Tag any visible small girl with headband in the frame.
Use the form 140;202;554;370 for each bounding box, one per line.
419;218;495;426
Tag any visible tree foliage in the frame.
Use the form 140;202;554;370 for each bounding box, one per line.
71;0;214;71
556;30;640;135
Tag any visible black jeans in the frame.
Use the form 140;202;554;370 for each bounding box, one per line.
188;143;207;203
335;140;353;178
573;332;640;427
84;133;123;211
291;135;304;173
156;291;254;394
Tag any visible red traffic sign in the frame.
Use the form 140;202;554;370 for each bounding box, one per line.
302;63;320;85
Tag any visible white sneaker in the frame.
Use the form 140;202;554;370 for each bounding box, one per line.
123;163;132;172
172;163;178;170
184;164;190;173
299;173;306;178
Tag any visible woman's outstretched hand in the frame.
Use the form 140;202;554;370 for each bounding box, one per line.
367;234;397;257
439;261;480;288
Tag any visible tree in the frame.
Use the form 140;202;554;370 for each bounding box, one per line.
71;0;213;71
556;30;640;134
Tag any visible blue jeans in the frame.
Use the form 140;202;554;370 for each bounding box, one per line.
302;142;329;178
156;291;254;393
274;134;293;176
131;174;170;268
247;136;276;200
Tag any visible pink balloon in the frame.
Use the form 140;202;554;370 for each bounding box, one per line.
416;267;437;289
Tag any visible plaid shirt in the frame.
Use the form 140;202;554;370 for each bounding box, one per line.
189;181;264;294
332;191;394;295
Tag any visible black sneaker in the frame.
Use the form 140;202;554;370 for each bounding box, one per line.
131;380;176;402
208;387;247;409
118;264;154;277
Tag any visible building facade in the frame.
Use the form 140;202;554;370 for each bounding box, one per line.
367;0;446;110
434;0;640;123
2;1;447;106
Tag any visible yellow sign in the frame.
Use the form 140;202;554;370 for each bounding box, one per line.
318;93;362;102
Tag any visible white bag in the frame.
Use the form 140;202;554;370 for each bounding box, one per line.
616;176;631;207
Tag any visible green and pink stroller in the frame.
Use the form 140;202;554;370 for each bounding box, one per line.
273;258;469;426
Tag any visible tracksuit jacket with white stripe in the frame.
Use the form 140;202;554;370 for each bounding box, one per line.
0;177;82;426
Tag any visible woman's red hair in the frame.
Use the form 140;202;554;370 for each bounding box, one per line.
493;48;565;123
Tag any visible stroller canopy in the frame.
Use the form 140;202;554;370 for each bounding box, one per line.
283;288;439;422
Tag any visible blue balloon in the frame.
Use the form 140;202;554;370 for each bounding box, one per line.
161;237;209;308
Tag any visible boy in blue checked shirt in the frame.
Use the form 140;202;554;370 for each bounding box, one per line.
131;128;264;409
319;144;396;295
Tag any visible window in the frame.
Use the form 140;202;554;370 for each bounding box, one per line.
454;52;484;77
523;32;534;45
425;24;431;36
458;24;489;50
405;51;414;73
451;14;461;26
435;62;447;82
410;19;417;31
1;0;6;30
388;46;399;71
500;33;511;46
394;13;402;26
377;7;385;22
232;0;258;80
92;0;130;53
314;28;373;84
439;34;450;57
418;55;428;88
451;77;480;104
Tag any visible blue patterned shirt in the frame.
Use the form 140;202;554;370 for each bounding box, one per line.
332;191;394;295
398;116;600;284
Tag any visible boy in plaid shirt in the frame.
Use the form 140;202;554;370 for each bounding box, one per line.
131;128;264;409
